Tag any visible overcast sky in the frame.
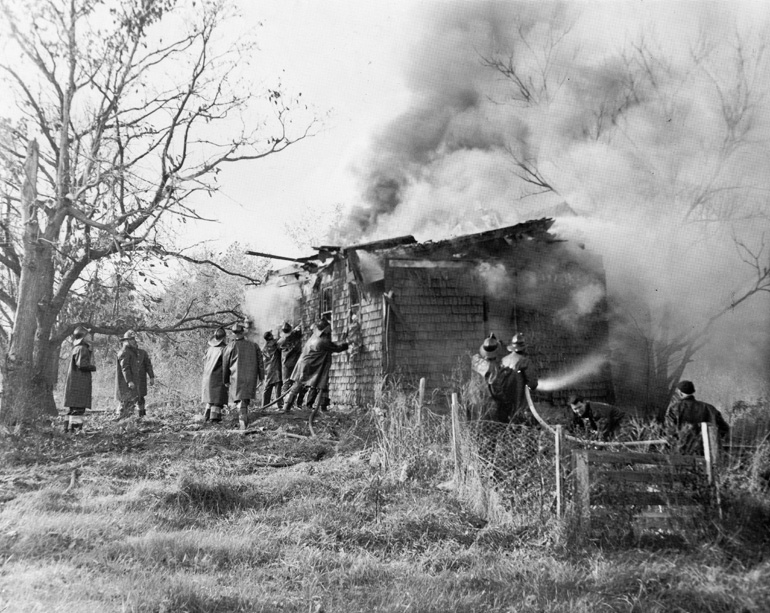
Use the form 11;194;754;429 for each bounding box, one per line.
186;0;417;257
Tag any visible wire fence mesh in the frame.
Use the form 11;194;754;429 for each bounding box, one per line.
452;401;718;539
454;418;558;527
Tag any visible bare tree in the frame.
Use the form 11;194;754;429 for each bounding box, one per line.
484;23;770;413
0;0;313;423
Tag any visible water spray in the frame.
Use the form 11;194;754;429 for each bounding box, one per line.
538;352;609;392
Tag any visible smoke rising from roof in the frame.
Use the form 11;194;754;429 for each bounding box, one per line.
342;1;770;402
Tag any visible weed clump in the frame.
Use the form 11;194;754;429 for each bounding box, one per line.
157;581;255;613
161;473;248;515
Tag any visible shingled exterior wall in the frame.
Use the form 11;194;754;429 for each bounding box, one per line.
280;219;615;410
385;261;485;393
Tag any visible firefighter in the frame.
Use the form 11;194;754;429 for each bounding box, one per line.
262;330;283;409
471;333;516;423
201;327;228;423
223;322;264;430
283;320;349;413
567;394;626;440
501;332;539;422
665;380;730;455
115;330;141;420
63;325;97;432
132;333;155;418
277;321;306;408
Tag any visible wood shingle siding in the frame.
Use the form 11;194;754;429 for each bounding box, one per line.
246;218;614;410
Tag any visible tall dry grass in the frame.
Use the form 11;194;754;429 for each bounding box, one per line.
369;378;452;482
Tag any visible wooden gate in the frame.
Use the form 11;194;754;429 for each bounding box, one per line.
571;423;721;535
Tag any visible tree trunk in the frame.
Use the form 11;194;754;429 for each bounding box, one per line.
0;140;57;424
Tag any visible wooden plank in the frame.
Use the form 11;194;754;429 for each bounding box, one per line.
586;450;706;467
599;470;701;485
593;490;702;507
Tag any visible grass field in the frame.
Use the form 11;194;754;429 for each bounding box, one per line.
1;403;769;613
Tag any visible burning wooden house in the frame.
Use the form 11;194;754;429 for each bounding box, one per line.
246;218;615;409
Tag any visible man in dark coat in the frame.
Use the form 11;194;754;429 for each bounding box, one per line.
262;330;283;409
277;321;306;408
567;394;626;440
201;327;228;422
501;332;539;423
283;321;349;413
665;380;730;455
63;325;97;432
470;333;515;423
223;322;264;430
132;333;155;418
115;330;141;419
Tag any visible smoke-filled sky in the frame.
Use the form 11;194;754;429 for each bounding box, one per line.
205;0;770;403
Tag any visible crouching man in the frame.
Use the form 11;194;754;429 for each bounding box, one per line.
567;395;626;441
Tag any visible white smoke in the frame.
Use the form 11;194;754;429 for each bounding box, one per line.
243;283;301;338
343;1;770;400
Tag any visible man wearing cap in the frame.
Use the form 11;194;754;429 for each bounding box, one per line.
63;325;97;432
500;332;539;423
283;320;349;413
201;327;228;422
567;395;626;441
115;330;141;419
222;322;264;430
262;330;283;409
132;333;155;418
277;322;306;408
665;380;730;455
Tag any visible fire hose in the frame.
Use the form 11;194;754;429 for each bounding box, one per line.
255;385;321;438
524;387;667;448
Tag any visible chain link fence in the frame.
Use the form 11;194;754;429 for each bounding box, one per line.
451;392;713;536
454;417;558;527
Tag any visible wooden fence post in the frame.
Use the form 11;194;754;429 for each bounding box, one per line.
702;422;723;519
417;377;426;427
573;449;590;530
555;425;563;519
451;393;461;483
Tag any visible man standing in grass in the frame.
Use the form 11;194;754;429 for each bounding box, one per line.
223;322;264;430
201;327;228;423
283;320;349;413
665;380;730;454
63;325;97;433
115;330;141;420
277;321;306;408
262;330;283;409
501;332;539;423
133;333;155;418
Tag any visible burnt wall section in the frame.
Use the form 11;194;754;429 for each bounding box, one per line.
385;261;486;393
300;259;385;408
485;241;615;406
